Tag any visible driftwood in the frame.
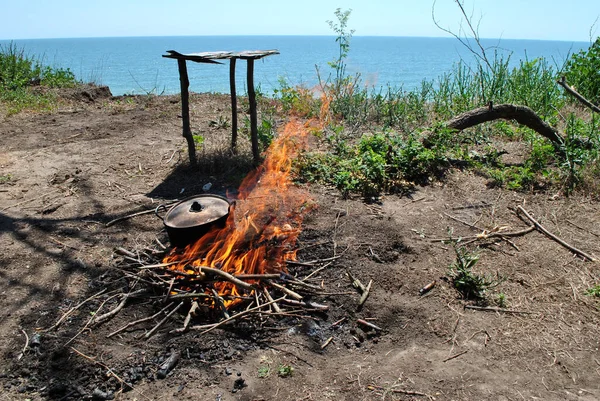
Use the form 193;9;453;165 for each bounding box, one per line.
557;76;600;114
430;103;564;146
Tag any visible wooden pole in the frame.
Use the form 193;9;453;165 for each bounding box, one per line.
229;58;238;153
246;58;259;164
176;59;197;166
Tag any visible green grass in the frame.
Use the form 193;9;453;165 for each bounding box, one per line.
285;22;600;198
0;42;79;114
585;285;600;297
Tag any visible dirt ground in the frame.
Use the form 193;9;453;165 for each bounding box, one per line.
1;88;599;401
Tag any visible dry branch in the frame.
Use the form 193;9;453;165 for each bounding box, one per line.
442;350;468;362
44;288;107;332
433;103;564;146
192;296;286;335
357;319;382;331
464;305;534;315
92;289;146;327
558;76;600;113
107;303;173;338
279;298;329;311
517;206;597;262
145;301;184;339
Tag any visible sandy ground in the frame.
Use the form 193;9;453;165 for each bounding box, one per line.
1;89;599;400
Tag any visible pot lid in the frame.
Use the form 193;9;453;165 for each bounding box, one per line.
164;195;230;228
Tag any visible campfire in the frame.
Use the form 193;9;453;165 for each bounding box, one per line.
161;118;314;308
103;117;350;339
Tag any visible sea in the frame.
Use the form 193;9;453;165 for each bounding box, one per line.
0;36;590;96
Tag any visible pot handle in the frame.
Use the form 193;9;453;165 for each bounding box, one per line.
154;204;168;222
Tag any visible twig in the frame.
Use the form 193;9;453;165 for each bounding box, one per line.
263;288;281;313
211;289;230;319
145;301;184;339
92;289;146;327
65;293;121;346
268;281;303;300
517;206;597;262
464;305;535;315
163;278;175;304
107;303;173;338
235;273;281;280
442;349;468;362
347;269;366;293
137;260;195;269
193;296;286;335
48;236;80;251
286;252;345;266
443;212;484;231
358;279;373;307
43;288;107;332
357;319;382;331
369;385;433;399
321;336;334;349
330;317;347;328
558;76;600;114
301;261;333;281
170;301;199;334
279;298;329;311
17;330;29;361
429;225;535;242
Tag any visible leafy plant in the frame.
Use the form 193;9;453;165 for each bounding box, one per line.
0;174;13;183
192;133;205;146
448;244;502;300
257;365;271;378
585;285;600;297
277;364;294;378
564;37;600;106
496;293;507;307
208;115;230;129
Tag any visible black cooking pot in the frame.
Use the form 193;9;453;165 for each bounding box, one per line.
155;194;232;248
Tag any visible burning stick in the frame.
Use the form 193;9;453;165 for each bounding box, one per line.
198;266;255;291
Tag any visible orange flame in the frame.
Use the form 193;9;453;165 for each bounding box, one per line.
162;118;314;306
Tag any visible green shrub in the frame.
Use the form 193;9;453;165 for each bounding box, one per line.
563;37;600;106
448;245;503;300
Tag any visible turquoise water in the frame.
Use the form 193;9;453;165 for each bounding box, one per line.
0;36;588;96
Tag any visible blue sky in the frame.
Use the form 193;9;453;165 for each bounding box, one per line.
2;0;598;42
